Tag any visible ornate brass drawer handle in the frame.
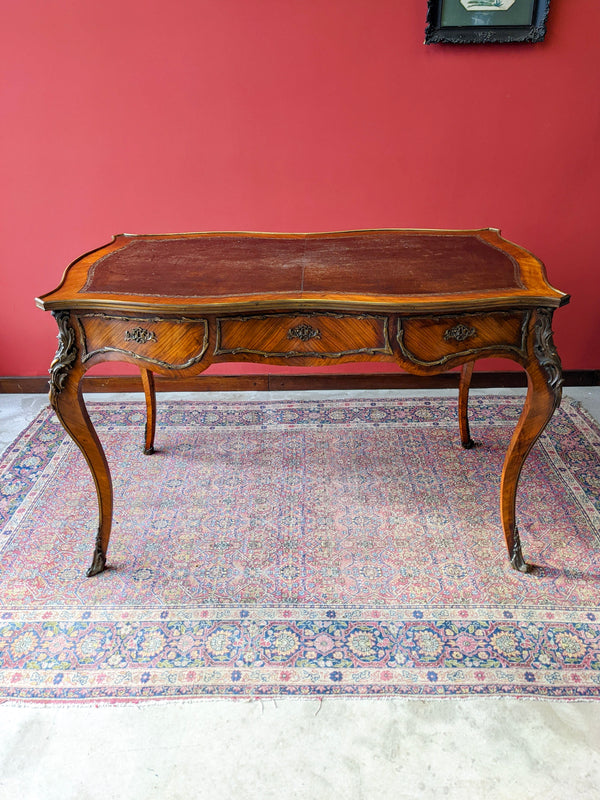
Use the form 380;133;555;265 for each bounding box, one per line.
125;327;157;344
443;324;477;343
287;323;321;342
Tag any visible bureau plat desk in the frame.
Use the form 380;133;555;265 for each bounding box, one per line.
36;229;569;578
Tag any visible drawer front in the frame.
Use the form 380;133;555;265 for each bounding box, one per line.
77;314;209;369
215;313;391;359
397;311;529;367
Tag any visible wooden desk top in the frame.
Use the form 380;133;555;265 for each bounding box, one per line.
36;228;568;315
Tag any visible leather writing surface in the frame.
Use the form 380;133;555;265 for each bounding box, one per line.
302;234;521;294
82;232;521;299
83;237;306;297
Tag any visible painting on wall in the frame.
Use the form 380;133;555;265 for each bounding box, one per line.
425;0;551;43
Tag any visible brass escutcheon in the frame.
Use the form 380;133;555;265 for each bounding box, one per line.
443;324;477;343
125;327;157;344
287;323;321;342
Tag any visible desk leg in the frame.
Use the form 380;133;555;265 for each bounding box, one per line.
140;368;156;455
500;309;563;572
49;312;112;577
458;361;475;449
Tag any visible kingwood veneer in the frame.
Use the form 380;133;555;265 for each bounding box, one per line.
36;229;569;577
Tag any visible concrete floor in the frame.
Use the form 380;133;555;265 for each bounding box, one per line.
1;388;599;800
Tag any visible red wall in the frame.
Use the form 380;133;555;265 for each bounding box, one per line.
2;0;599;378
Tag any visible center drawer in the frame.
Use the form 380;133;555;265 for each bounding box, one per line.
215;312;391;359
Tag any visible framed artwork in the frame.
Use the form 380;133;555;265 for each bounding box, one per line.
425;0;551;44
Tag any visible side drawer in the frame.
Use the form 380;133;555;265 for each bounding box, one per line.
76;313;209;369
215;312;391;358
397;311;529;367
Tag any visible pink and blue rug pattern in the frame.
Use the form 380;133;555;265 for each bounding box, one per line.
1;396;599;701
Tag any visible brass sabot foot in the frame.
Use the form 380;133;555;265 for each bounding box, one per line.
86;547;107;577
510;530;532;574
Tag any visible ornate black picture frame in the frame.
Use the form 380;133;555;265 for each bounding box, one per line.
425;0;551;44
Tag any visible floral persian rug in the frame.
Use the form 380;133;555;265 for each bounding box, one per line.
1;396;599;702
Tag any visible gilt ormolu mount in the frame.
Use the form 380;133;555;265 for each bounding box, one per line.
36;228;569;577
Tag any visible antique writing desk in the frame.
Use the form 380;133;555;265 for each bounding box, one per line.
36;229;569;577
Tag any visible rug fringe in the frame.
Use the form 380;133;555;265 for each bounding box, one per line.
2;693;598;709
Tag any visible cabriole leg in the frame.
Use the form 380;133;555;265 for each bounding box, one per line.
500;309;562;573
49;312;113;577
458;361;475;449
140;368;156;454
